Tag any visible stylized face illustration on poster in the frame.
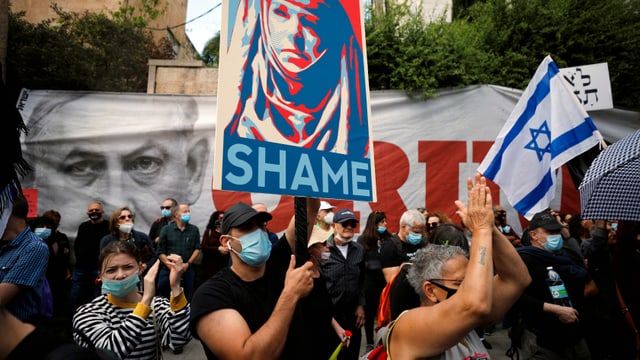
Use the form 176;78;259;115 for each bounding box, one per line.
214;0;376;202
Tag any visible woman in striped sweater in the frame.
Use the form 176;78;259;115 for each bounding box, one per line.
72;241;191;359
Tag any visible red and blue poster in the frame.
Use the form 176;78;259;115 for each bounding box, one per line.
213;0;376;201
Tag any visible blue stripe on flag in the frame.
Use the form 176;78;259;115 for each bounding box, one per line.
550;119;597;158
513;170;554;215
483;63;559;179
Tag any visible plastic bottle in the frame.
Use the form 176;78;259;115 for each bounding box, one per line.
546;266;573;307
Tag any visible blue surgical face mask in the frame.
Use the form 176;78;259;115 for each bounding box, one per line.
377;226;387;234
611;222;618;231
34;227;52;240
180;213;191;223
161;209;172;218
407;232;423;245
101;272;140;298
543;234;563;252
502;225;511;233
228;228;272;266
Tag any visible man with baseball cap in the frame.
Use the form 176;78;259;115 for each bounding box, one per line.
190;201;316;359
316;200;336;231
319;208;365;360
510;210;591;359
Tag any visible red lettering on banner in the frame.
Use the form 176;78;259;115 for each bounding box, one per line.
367;141;409;233
419;141;466;221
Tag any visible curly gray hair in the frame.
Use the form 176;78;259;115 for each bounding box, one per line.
407;244;467;302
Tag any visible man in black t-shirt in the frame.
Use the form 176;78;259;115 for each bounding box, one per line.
190;202;315;360
379;209;426;283
69;201;109;311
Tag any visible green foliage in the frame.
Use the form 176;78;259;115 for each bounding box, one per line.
365;0;640;109
7;3;173;92
201;32;220;67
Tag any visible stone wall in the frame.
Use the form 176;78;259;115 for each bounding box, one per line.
147;59;218;95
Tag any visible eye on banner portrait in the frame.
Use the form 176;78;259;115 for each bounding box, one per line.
213;0;377;202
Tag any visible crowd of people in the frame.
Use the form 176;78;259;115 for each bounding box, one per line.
1;179;640;360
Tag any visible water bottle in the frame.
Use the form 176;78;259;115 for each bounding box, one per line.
546;266;573;307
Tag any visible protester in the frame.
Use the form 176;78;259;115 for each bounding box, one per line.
320;208;366;360
316;200;336;232
41;209;72;319
384;175;531;359
582;220;635;359
0;304;117;360
424;210;450;239
380;209;426;282
389;223;471;324
0;195;50;324
511;210;591;359
300;225;350;360
494;205;521;247
190;201;315;359
156;203;201;301
72;241;190;359
99;207;157;274
357;210;392;351
149;198;178;248
612;220;640;359
200;210;228;281
252;203;279;245
70;201;110;311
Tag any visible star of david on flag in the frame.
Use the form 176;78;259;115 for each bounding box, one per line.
478;56;603;220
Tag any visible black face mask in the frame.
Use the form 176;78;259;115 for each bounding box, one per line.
430;281;458;300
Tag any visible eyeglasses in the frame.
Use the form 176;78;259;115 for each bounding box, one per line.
160;206;172;210
340;220;357;228
88;209;101;214
428;222;440;230
119;214;134;220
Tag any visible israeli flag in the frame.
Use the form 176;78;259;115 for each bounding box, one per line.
478;56;603;220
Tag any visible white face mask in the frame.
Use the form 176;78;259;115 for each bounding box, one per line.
335;233;352;243
119;222;134;234
323;212;334;224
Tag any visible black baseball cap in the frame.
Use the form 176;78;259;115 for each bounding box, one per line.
528;211;562;232
221;202;272;235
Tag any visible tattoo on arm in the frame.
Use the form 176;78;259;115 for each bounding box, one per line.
478;247;487;265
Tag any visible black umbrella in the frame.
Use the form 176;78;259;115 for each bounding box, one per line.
579;129;640;221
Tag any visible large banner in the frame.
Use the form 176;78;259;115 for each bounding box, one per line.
213;0;376;201
18;86;640;249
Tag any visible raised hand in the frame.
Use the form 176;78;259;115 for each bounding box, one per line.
455;174;493;233
141;260;160;305
165;254;186;294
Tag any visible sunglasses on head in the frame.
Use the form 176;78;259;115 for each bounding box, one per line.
340;220;357;228
160;206;172;210
119;214;134;220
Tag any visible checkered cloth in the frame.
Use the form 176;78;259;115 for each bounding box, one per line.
579;129;640;221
